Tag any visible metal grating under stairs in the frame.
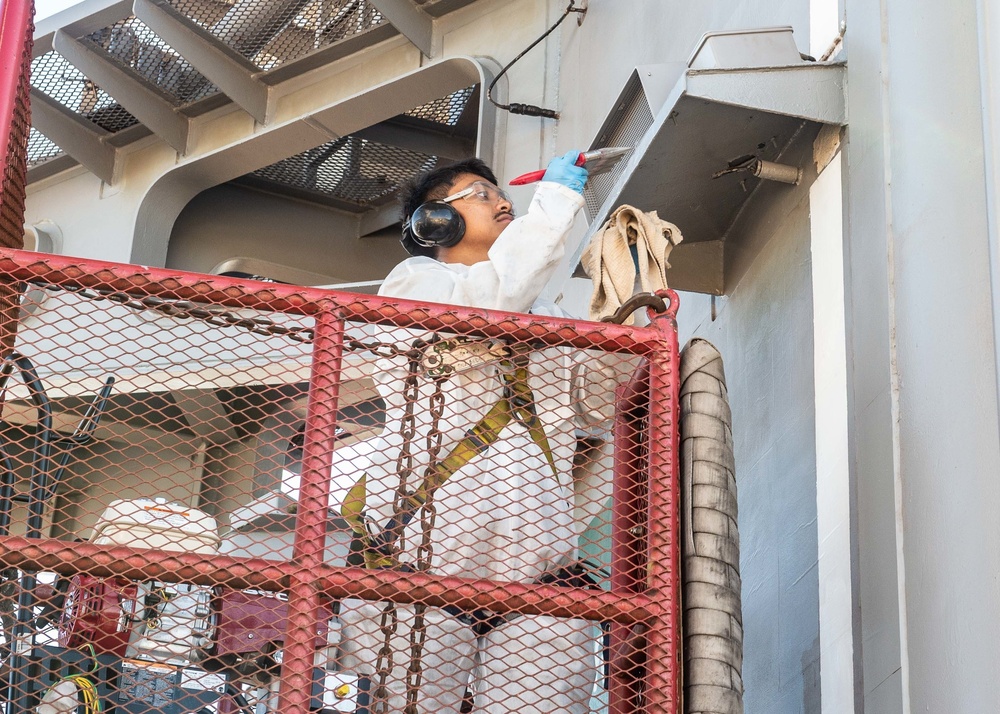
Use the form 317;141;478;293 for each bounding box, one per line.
27;127;64;168
241;87;477;210
167;0;386;70
248;137;437;207
85;16;220;106
28;0;487;183
31;50;139;134
405;86;475;126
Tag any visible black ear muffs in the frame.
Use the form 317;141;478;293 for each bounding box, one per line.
401;201;465;253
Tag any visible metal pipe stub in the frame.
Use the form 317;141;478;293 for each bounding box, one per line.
750;159;801;185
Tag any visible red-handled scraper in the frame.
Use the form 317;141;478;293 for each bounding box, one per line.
508;146;632;186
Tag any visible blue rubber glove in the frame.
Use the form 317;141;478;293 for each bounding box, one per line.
542;150;589;194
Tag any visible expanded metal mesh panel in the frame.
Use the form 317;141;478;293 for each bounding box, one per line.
27;128;64;168
248;88;476;207
85;16;220;106
168;0;386;70
31;51;140;134
584;77;654;222
251;136;437;206
404;87;475;126
0;250;680;713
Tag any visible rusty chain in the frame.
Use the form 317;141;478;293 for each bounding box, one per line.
389;355;422;558
43;283;316;342
404;377;446;712
371;354;422;711
34;281;443;360
372;601;400;714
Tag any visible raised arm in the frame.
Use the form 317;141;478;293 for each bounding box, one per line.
381;181;584;311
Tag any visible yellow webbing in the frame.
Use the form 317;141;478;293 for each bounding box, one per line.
342;363;556;569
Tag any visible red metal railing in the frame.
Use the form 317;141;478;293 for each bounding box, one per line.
0;248;679;713
0;0;33;357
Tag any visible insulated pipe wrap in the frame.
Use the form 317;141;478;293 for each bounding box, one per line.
680;338;744;714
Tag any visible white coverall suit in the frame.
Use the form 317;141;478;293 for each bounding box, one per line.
334;182;614;713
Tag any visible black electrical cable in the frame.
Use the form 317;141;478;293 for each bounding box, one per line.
224;683;256;714
487;0;587;119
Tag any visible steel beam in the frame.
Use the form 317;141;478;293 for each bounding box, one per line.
133;0;271;124
686;62;847;126
29;88;118;183
367;0;434;57
359;200;403;235
354;118;473;161
26;154;79;185
53;30;190;153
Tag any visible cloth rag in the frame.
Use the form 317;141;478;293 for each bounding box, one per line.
581;205;682;324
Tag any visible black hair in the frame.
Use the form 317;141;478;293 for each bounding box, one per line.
399;157;499;257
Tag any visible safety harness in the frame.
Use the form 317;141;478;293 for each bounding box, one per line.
340;338;614;713
340;340;572;713
341;348;556;571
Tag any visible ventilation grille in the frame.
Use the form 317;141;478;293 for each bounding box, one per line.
31;50;140;134
583;73;654;222
85;16;220;107
168;0;386;71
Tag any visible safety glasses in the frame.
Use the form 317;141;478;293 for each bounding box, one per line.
442;180;511;206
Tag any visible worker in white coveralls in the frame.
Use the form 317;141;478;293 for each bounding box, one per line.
332;152;619;713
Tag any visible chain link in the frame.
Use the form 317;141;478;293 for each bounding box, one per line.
41;283;316;342
404;377;446;712
417;379;445;572
390;355;421;556
35;282;435;360
372;601;400;713
372;352;425;711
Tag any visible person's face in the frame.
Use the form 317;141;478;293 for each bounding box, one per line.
441;173;514;254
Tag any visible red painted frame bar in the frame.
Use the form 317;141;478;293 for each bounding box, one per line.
0;0;33;185
644;294;682;712
609;361;651;714
0;537;654;623
279;307;345;713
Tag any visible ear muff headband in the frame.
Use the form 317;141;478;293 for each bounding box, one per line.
404;201;465;249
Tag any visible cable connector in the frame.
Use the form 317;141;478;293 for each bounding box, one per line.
487;0;582;120
507;103;560;119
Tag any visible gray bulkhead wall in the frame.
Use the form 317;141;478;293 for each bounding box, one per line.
676;187;820;713
557;1;819;711
166;184;409;283
842;0;1000;711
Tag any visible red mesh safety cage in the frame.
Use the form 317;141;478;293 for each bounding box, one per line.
0;249;679;714
0;0;33;357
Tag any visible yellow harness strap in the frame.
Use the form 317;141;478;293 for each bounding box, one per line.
342;362;556;569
